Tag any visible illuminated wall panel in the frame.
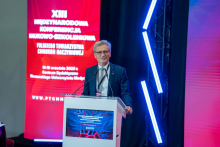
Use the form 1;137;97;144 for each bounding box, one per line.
185;0;220;146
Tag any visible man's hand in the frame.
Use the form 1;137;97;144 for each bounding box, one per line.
125;106;133;114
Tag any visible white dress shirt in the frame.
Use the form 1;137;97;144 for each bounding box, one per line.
96;63;110;96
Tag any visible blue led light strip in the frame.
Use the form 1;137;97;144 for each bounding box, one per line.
141;0;163;143
143;0;157;30
142;0;163;94
141;81;162;143
34;139;63;142
143;0;163;93
142;31;163;93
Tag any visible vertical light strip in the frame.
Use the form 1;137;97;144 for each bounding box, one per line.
142;0;162;93
142;0;163;145
143;0;157;30
34;139;63;142
142;31;163;93
141;81;162;144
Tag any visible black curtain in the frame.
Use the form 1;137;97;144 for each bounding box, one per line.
101;0;152;146
168;0;189;147
101;0;161;146
100;0;189;146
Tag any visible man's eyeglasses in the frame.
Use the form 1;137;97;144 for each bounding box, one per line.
94;51;110;55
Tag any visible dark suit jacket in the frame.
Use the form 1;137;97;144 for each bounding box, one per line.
82;63;132;106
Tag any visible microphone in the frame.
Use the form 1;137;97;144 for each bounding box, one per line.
73;69;99;95
103;69;114;97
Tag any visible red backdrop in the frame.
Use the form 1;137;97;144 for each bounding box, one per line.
25;0;100;139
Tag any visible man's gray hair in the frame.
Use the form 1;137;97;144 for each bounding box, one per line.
93;40;111;52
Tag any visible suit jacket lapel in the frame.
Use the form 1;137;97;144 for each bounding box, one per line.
108;63;115;96
90;65;98;96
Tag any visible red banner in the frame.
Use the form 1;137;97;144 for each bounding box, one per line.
25;0;100;139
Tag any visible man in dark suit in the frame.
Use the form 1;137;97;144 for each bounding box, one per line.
82;40;133;114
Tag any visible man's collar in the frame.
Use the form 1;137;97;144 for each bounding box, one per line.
98;62;109;69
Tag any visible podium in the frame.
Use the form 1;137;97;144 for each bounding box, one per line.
62;95;126;147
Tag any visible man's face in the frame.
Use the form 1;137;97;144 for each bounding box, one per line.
94;44;111;66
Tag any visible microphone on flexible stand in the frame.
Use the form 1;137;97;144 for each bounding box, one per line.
72;69;99;95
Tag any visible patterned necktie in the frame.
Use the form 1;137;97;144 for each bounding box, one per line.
98;68;105;91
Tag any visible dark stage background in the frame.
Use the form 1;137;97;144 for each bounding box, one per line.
100;0;151;146
0;0;190;146
100;0;188;146
168;0;189;146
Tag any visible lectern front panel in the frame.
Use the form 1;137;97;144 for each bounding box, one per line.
63;97;118;147
66;108;114;140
